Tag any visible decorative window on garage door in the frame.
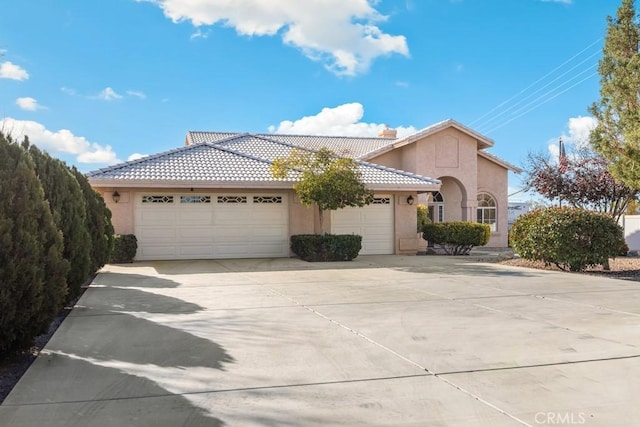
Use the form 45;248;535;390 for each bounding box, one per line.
142;195;174;204
180;195;211;204
253;196;282;204
217;195;247;204
371;197;391;205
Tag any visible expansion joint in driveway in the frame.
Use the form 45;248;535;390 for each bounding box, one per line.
266;287;534;427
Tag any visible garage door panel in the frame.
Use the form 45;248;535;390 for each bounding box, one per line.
138;227;177;243
139;245;177;260
138;210;177;225
178;245;215;258
177;227;214;242
178;210;213;225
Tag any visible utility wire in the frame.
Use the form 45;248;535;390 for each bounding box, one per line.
469;38;603;133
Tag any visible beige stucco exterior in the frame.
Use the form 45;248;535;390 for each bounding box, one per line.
366;126;513;247
91;121;517;258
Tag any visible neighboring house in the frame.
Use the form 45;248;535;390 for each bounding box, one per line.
88;119;520;261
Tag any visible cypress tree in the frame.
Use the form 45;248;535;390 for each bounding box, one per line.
590;0;640;188
72;166;114;273
26;142;91;301
0;133;68;354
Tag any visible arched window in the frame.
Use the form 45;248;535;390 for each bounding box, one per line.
428;191;444;223
477;193;496;231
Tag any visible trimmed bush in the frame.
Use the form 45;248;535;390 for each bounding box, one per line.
510;207;626;272
291;234;362;261
422;221;491;255
110;234;138;263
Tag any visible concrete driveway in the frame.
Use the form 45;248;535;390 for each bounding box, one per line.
1;255;639;426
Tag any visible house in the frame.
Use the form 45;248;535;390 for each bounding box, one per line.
87;119;520;261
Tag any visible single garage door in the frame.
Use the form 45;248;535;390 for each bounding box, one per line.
331;195;394;255
135;193;289;260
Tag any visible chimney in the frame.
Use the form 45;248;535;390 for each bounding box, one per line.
378;125;397;139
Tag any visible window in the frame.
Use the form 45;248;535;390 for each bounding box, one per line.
217;196;247;204
371;197;391;205
477;193;497;231
142;195;174;204
428;191;444;223
254;196;282;204
180;195;211;204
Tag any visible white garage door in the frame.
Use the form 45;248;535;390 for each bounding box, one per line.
331;195;395;255
135;193;289;260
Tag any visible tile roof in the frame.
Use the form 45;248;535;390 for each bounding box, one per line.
187;131;393;158
88;135;440;189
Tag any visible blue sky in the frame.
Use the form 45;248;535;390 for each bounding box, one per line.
0;0;624;198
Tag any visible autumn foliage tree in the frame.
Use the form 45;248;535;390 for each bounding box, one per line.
523;148;637;221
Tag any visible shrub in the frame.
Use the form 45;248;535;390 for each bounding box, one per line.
422;221;491;255
110;234;138;263
291;234;362;261
510;207;626;272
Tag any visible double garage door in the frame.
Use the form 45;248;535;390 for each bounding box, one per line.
135;193;289;260
135;192;395;260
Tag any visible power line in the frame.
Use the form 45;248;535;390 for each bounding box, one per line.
469;38;603;134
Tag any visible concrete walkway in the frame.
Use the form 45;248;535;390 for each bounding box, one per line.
1;255;639;426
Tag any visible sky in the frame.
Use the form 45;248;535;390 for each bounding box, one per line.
0;0;626;200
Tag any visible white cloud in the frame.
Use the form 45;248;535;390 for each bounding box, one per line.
96;87;123;101
0;61;29;80
0;117;120;165
16;97;44;111
268;102;417;137
137;0;409;76
548;115;597;159
126;90;147;99
128;153;149;161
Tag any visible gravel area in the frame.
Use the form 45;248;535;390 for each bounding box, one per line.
500;256;640;281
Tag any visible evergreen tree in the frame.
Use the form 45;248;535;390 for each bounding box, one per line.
590;0;640;189
72;166;114;273
0;133;68;354
26;142;91;301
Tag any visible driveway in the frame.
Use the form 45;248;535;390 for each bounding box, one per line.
1;255;639;426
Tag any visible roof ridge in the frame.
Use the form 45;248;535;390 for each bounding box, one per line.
259;132;388;141
357;160;441;185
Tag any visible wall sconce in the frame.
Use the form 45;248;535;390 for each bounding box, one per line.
407;195;414;205
112;191;121;204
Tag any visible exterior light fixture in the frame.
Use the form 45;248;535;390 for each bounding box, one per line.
112;191;121;203
407;195;414;205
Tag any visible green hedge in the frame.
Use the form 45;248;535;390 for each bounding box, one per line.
110;234;138;263
291;234;362;261
422;221;491;255
510;207;626;272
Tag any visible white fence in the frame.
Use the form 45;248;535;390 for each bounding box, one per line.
620;215;640;251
